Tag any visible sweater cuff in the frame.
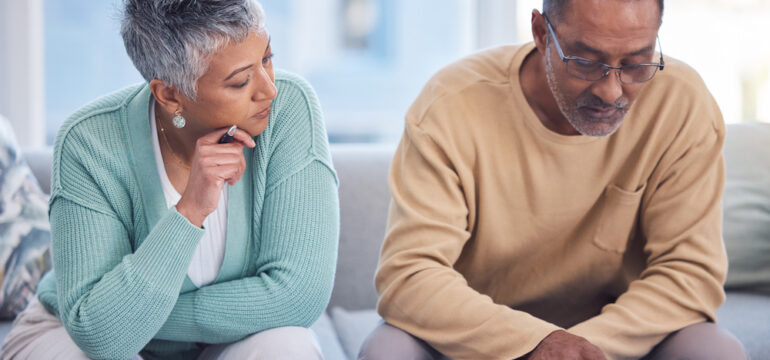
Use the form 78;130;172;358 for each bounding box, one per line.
508;319;562;358
128;207;204;292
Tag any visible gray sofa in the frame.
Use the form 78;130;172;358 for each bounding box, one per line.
2;123;770;359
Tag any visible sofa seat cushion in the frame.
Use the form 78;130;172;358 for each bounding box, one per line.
716;291;770;360
310;311;348;360
330;307;382;360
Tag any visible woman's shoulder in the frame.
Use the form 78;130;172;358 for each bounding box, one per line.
54;83;146;151
264;70;335;186
269;69;327;150
50;83;147;200
274;69;315;98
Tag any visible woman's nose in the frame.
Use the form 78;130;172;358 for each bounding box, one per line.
252;68;277;102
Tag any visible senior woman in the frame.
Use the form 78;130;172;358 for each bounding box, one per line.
0;1;338;359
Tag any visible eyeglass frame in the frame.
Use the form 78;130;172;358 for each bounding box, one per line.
543;14;665;84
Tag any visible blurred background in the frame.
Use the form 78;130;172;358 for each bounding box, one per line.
1;0;768;148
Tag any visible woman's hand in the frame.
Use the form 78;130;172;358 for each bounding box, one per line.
176;127;256;227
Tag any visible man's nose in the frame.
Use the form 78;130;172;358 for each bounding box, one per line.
590;70;624;106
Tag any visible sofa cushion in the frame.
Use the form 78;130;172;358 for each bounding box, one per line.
722;123;770;294
329;145;395;311
716;292;770;360
0;116;52;320
330;307;382;360
310;311;348;360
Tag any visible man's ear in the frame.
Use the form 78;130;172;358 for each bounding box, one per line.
149;79;184;115
531;9;548;56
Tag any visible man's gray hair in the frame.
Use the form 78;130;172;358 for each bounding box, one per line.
121;0;266;99
543;0;664;25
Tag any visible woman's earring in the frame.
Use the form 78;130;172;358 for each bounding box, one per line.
172;110;186;128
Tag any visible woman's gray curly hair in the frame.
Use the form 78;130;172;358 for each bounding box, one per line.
121;0;265;99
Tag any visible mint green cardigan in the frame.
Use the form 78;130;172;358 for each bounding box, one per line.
35;71;340;359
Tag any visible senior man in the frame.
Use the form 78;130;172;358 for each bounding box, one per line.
359;0;747;359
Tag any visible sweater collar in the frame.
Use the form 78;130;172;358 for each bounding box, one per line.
123;84;252;289
124;84;167;231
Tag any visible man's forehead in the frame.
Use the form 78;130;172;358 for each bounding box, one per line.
557;0;661;32
555;0;660;58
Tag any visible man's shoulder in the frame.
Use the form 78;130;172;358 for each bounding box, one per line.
648;56;709;95
407;44;531;126
624;56;724;155
632;56;722;130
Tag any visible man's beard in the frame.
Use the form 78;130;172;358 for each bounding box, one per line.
544;45;630;137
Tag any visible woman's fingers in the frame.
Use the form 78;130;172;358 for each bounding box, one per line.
231;128;256;148
197;126;255;148
177;127;252;226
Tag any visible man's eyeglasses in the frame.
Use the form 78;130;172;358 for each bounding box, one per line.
543;15;665;85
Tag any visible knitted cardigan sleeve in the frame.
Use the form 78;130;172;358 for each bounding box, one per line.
154;160;339;343
154;71;340;343
51;183;204;358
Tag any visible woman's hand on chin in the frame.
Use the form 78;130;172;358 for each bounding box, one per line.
177;127;256;227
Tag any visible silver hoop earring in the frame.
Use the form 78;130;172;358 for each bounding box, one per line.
172;110;186;128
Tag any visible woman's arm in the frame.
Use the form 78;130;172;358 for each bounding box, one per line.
51;196;203;359
154;159;339;343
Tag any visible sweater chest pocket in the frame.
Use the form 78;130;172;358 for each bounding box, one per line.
593;183;646;254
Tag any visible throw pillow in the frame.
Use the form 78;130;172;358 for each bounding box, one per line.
0;115;52;319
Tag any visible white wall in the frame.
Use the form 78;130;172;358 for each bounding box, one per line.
0;0;45;148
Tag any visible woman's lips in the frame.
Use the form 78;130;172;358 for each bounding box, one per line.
252;106;271;120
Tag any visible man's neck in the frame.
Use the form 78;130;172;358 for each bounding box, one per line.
519;49;579;136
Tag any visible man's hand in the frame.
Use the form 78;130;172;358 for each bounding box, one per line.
523;330;607;360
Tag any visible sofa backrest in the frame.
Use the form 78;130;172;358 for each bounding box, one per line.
24;147;53;194
328;144;395;310
722;123;770;294
21;122;770;311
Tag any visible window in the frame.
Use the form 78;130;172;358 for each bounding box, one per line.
37;0;770;146
44;0;143;144
260;0;478;142
42;0;484;144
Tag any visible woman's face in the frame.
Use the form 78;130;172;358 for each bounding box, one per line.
181;30;277;137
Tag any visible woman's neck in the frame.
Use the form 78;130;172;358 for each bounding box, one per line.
154;101;197;166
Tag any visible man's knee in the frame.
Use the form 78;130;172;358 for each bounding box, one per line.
647;322;747;360
358;322;442;360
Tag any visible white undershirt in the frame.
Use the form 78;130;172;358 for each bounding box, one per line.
150;101;227;287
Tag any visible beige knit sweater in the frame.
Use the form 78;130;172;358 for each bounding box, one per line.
375;43;727;360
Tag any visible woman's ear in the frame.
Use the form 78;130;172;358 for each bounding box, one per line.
149;79;184;115
531;9;548;56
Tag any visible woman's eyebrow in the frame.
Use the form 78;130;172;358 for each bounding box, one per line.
224;64;254;81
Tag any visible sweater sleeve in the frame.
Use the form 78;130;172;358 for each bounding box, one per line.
375;122;561;360
50;195;203;359
569;89;727;359
154;159;339;343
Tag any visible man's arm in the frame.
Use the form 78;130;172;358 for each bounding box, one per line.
376;121;561;360
569;90;727;359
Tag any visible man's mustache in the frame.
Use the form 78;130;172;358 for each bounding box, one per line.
577;95;629;110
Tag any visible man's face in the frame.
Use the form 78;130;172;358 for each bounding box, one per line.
543;0;661;137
